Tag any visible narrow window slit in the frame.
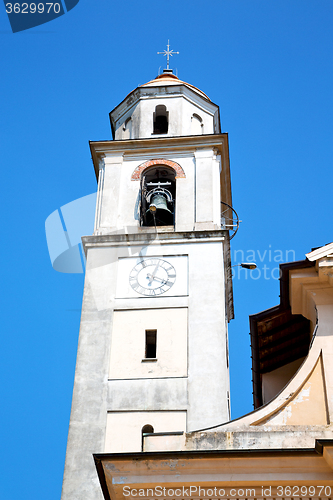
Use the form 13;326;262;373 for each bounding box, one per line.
145;329;157;358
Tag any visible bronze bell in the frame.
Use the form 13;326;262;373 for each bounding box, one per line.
147;194;172;214
146;193;173;225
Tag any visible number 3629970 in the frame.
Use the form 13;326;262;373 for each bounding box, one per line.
5;3;61;14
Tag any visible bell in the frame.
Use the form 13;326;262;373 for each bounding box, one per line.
146;193;173;225
148;194;172;214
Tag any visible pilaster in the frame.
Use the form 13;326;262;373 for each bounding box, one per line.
99;153;124;230
194;149;219;230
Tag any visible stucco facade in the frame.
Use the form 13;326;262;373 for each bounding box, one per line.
61;69;333;500
61;71;233;500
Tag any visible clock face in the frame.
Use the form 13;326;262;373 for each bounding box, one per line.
129;258;176;296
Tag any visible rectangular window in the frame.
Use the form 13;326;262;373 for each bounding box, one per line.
227;391;231;419
145;330;157;358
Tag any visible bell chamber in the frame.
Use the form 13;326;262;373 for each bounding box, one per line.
141;167;176;226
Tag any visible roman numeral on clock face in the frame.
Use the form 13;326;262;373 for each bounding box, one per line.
129;258;177;296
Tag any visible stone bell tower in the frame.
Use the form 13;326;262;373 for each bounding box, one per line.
61;66;234;500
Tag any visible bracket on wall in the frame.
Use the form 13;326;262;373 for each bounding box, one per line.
221;201;240;239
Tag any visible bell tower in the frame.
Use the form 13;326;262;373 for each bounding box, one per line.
61;67;234;500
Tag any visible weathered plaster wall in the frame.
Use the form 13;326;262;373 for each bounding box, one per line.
107;377;188;411
259;357;328;426
109;308;188;379
105;411;186;453
145;426;333;452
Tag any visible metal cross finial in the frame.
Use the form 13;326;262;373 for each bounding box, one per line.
157;40;179;70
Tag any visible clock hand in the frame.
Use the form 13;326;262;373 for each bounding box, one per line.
147;274;167;284
148;261;161;284
151;261;160;278
151;275;167;284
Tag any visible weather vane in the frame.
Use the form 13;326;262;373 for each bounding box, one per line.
157;40;179;70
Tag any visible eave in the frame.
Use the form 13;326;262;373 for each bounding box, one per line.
94;441;333;500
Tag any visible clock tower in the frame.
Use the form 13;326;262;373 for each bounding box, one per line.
61;67;234;500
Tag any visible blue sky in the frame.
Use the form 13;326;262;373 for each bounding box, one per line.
1;1;333;499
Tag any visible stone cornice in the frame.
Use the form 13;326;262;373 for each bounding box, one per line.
82;229;227;253
90;133;228;177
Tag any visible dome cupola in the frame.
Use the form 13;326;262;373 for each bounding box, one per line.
109;69;221;140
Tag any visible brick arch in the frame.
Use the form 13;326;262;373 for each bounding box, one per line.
131;159;186;180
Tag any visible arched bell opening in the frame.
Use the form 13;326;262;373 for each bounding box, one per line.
141;424;154;452
140;166;176;227
153;105;169;134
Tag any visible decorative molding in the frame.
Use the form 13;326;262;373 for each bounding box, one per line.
131;159;186;180
306;242;333;261
124;152;193;162
94;163;105;233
